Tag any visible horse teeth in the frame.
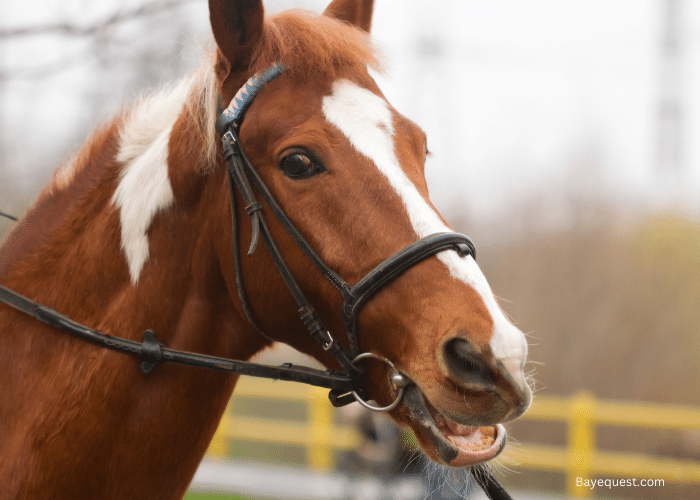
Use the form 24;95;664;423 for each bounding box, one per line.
481;426;495;437
481;436;495;446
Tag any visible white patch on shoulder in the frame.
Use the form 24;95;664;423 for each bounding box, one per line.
322;79;527;364
112;76;195;284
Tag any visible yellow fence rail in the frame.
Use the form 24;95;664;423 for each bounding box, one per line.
510;391;700;497
207;382;700;498
207;377;361;470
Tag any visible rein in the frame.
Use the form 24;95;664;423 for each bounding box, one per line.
0;210;18;221
0;63;511;500
0;284;353;390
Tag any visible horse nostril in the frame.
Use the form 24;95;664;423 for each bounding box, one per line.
442;338;495;390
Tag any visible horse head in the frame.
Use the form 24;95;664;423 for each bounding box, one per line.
207;0;532;468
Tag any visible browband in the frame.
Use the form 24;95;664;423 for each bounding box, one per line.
217;62;288;132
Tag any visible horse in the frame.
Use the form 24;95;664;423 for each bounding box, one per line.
0;0;532;498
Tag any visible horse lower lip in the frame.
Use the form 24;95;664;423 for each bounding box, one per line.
402;385;506;467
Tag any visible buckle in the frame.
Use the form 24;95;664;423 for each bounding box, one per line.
319;330;336;351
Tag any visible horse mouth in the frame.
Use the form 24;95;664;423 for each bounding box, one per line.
402;384;506;467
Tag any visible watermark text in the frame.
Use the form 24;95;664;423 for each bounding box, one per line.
576;477;665;490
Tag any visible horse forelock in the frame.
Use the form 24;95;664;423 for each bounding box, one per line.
249;10;384;87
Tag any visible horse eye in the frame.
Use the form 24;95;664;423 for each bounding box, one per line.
279;150;325;179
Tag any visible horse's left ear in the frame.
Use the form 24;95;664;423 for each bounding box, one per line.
324;0;374;32
209;0;265;78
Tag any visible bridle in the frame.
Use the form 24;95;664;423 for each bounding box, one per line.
0;63;512;500
215;61;476;410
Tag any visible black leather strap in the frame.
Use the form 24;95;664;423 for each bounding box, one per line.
221;129;359;378
473;465;514;500
140;330;163;374
342;232;475;355
230;128;351;296
0;210;18;221
227;166;268;337
0;285;354;392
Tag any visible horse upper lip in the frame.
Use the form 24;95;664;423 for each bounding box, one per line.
401;384;507;467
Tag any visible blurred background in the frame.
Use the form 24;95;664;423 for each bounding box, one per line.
1;0;699;498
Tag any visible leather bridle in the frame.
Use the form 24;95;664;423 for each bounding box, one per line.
215;61;476;409
0;63;513;500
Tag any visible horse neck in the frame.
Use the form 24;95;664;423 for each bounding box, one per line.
0;75;268;499
0;92;255;356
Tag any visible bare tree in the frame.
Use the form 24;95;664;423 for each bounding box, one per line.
0;0;205;215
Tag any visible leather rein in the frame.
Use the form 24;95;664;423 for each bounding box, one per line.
0;63;513;500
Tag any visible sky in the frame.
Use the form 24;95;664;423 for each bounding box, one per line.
1;0;699;227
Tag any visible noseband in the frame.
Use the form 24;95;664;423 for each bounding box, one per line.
216;62;475;410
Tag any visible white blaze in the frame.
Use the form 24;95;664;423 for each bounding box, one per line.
322;79;527;363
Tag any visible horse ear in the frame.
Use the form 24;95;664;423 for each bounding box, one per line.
323;0;374;32
208;0;264;77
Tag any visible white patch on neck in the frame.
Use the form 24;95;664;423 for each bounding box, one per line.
51;153;80;191
112;76;195;284
322;79;527;364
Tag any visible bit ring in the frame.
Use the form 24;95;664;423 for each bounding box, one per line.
351;352;412;412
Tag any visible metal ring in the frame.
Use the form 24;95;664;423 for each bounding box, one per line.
351;352;411;412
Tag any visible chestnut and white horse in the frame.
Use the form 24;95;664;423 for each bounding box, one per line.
0;0;531;498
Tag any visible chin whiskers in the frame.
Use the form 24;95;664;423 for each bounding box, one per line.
414;456;486;500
